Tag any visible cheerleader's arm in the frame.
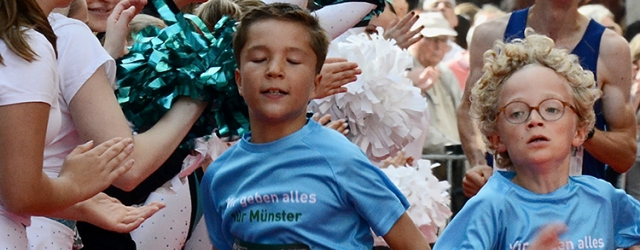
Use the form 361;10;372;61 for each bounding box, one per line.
69;65;207;191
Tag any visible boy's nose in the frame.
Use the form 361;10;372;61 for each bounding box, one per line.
526;110;545;128
266;61;285;78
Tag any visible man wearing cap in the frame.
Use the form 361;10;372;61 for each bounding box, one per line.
422;0;466;62
407;12;462;155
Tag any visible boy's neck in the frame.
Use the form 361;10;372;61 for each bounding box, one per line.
511;157;571;194
248;115;309;144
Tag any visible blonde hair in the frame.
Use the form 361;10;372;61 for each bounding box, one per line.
127;14;167;45
454;2;479;22
471;29;601;167
630;34;640;63
578;4;614;24
196;0;241;31
233;0;267;17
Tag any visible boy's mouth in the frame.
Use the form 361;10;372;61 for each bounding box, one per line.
527;135;549;144
261;88;288;96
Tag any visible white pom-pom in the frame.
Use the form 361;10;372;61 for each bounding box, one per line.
380;159;452;243
309;31;428;161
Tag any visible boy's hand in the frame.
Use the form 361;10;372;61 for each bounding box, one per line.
313;58;361;99
58;138;135;201
383;12;423;49
529;223;567;250
462;165;493;197
79;192;165;233
104;0;148;59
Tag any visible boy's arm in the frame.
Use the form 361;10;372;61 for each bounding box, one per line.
458;20;505;197
583;30;637;173
382;212;430;250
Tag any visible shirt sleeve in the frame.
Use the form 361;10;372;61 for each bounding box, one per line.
612;188;640;247
53;16;115;104
433;191;499;249
332;150;410;236
0;29;57;107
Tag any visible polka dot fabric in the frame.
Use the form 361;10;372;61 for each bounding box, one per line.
130;178;192;249
26;217;74;250
0;214;28;250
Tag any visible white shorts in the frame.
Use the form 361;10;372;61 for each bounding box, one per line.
0;214;28;249
26;217;74;250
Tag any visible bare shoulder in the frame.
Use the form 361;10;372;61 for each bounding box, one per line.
466;14;511;87
470;15;511;54
599;29;630;60
597;29;631;88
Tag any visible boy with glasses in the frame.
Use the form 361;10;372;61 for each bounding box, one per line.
433;32;640;249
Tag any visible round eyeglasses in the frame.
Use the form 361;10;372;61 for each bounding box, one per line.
496;98;577;124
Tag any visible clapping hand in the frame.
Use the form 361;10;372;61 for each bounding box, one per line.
312;113;349;136
383;12;424;49
313;58;361;99
104;0;148;59
58;138;135;202
80;192;165;233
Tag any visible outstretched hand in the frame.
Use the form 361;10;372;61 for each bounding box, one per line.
80;192;165;233
104;0;148;59
58;138;135;202
313;58;361;99
384;12;423;49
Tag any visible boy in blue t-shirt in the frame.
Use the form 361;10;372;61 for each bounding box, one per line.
200;3;429;250
433;30;640;249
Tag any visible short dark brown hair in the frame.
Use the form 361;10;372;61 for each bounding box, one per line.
233;3;329;73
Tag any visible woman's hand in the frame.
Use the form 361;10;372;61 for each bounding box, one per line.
312;113;349;136
383;12;423;49
78;192;165;233
57;138;135;201
104;0;148;59
313;58;361;99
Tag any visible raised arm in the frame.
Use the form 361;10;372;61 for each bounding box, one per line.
583;30;637;172
457;20;505;197
69;65;206;191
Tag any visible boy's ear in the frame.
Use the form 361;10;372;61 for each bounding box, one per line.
488;134;507;153
572;124;588;147
235;68;244;97
310;73;322;99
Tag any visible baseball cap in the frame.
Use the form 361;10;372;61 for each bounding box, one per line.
423;0;456;10
411;12;458;38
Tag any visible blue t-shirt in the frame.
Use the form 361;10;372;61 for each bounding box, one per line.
433;171;640;249
201;120;410;250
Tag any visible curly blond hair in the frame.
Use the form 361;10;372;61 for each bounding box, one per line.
471;29;601;167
